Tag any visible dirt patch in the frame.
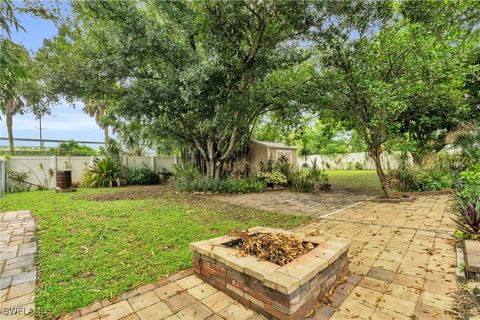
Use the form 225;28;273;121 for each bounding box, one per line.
452;281;480;319
212;190;368;219
74;185;171;201
227;230;314;266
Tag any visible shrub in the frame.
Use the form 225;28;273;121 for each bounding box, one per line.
452;197;479;240
452;165;480;240
260;171;288;185
446;123;480;169
259;158;275;175
354;161;364;170
456;165;480;199
259;157;330;192
388;168;454;192
6;170;31;192
289;167;331;192
387;168;417;192
56;141;97;156
177;177;266;193
289;171;315;192
126;164;160;185
172;163;202;182
82;158;124;188
415;169;454;191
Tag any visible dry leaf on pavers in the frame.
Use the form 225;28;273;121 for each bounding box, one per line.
228;230;314;266
321;287;335;305
305;308;315;317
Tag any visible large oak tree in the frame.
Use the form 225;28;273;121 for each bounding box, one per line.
43;0;318;178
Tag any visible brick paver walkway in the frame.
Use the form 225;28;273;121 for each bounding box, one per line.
0;210;37;320
63;194;459;320
293;195;458;319
212;190;369;219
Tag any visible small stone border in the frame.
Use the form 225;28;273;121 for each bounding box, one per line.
369;190;453;203
456;242;466;283
369;195;416;203
393;190;454;197
464;240;480;280
61;269;194;319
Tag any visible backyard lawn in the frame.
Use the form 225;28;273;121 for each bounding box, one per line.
326;170;382;195
1;186;310;318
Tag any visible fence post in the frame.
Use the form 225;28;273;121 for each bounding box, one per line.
123;155;129;168
51;155;57;189
151;155;156;172
0;157;5;195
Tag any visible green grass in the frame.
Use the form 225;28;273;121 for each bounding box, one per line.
1;187;309;318
326;170;382;195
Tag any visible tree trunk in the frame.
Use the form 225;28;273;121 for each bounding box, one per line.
370;146;395;198
6;113;14;154
206;159;215;179
103;126;109;145
214;161;222;180
411;152;422;167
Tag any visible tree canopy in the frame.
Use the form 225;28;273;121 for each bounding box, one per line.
34;0;480;198
39;0;320;178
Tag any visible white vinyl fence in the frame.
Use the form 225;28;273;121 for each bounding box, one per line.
299;152;413;170
0;155;179;192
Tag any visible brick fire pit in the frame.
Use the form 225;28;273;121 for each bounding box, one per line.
190;227;350;320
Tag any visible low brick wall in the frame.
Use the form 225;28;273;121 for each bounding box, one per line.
193;247;348;320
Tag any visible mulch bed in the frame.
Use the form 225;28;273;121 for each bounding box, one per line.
228;230;314;266
452;282;480;319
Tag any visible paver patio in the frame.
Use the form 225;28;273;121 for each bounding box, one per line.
59;194;459;320
0;210;37;320
212;190;369;219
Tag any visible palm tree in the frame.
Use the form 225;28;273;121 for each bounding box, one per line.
446;123;480;168
83;99;109;145
0;41;29;154
3;93;25;153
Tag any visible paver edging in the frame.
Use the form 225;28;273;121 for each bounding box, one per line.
463;240;480;279
60;269;194;320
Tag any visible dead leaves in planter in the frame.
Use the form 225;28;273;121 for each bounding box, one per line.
228;230;314;266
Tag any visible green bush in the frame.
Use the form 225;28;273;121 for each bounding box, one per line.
177;177;266;193
388;167;454;192
82;158;124;188
260;157;331;192
126;164;160;185
354;161;364;170
260;171;288;185
387;152;457;192
56;141;97;156
172;163;202;182
455;165;480;201
452;165;480;240
289;167;331;192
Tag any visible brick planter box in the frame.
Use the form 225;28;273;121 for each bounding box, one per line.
190;227;350;320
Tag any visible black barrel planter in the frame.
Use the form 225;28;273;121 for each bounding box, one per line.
56;170;72;190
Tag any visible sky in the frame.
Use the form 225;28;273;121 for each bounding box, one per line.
0;4;106;147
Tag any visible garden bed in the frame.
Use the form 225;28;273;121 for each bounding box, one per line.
190;227;350;320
